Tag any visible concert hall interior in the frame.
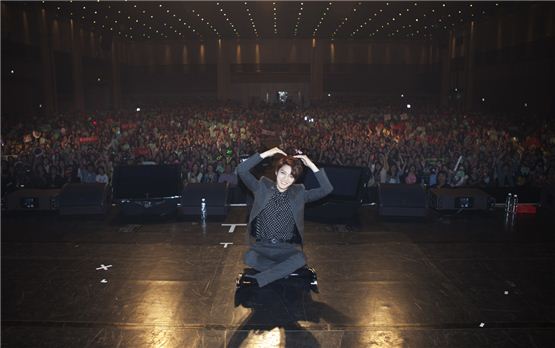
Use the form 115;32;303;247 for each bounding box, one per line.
2;1;555;347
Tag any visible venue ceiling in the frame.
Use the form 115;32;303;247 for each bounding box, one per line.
25;1;513;41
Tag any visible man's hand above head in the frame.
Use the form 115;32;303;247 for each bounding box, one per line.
260;147;287;159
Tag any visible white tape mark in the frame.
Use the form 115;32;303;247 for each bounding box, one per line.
453;155;463;172
220;242;234;248
221;223;247;233
96;264;112;271
100;279;108;283
504;290;509;295
479;322;485;327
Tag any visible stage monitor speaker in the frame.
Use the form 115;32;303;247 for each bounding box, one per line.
430;188;495;211
59;183;108;215
302;165;365;201
305;200;360;223
4;188;61;211
113;164;182;200
303;165;365;223
378;184;428;217
482;187;541;205
119;198;179;217
179;183;229;220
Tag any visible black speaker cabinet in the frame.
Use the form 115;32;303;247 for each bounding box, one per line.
378;184;428;217
179;183;229;219
303;165;365;223
5;188;61;211
59;183;109;215
303;165;365;201
119;198;180;217
305;200;360;223
112;164;182;200
430;188;495;210
112;165;182;217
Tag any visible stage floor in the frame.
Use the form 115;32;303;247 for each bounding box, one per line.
2;207;555;347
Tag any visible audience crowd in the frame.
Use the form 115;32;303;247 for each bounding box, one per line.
2;100;554;195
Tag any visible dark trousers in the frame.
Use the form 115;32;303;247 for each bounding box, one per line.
244;241;306;287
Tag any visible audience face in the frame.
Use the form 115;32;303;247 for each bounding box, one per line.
438;172;447;184
1;101;553;190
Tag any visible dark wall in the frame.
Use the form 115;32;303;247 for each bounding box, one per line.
324;64;440;96
1;41;42;119
472;37;555;115
82;56;112;111
121;64;217;100
53;51;72;111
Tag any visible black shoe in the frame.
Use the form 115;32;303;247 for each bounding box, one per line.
234;287;250;307
290;266;319;293
307;267;319;293
234;285;260;307
236;273;259;289
290;266;311;278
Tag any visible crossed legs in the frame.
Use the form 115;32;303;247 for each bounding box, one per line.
243;242;307;287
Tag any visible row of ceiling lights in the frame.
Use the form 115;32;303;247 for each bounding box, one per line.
191;8;219;39
46;1;497;41
273;2;278;35
352;2;496;40
244;2;259;38
332;2;363;40
217;2;239;39
293;2;304;37
312;2;332;37
351;3;387;39
388;2;494;39
54;2;205;40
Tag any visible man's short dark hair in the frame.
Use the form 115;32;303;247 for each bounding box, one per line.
274;155;304;181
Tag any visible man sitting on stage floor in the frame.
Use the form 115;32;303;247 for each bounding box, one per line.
235;147;333;293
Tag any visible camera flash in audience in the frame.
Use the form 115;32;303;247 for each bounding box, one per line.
481;98;486;102
39;104;42;108
136;107;141;112
97;77;101;82
304;116;308;121
524;103;528;107
327;93;331;97
454;88;458;92
10;69;14;74
406;104;411;109
401;94;404;98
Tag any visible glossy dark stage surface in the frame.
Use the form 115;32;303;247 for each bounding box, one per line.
2;207;555;347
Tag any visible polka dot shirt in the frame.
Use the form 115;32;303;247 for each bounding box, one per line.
254;186;296;242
